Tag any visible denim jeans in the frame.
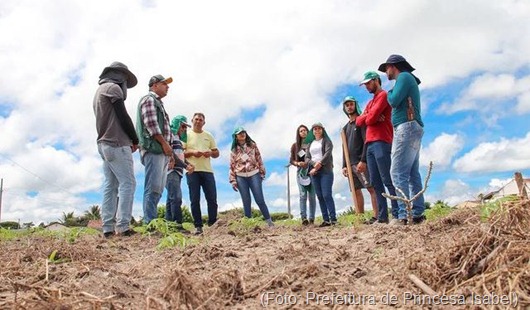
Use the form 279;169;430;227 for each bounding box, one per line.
186;171;218;228
236;173;271;220
311;170;336;222
391;121;425;219
141;152;169;224
165;171;183;224
298;181;316;220
366;141;399;222
97;143;136;233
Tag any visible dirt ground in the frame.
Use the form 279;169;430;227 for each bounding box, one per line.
1;199;528;309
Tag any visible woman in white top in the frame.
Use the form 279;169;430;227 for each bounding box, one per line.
305;122;336;226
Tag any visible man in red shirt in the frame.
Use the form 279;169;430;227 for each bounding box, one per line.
356;71;399;224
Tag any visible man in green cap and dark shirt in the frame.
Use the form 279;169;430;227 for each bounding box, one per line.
341;96;378;223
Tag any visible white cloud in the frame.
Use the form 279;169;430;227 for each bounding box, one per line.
453;132;530;173
428;179;475;206
421;133;464;169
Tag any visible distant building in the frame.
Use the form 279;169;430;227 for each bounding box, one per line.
481;178;530;202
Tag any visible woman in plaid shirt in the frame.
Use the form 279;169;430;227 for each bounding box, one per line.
229;127;274;227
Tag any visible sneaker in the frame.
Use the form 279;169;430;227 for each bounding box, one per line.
302;219;309;226
309;219;314;225
103;231;114;239
373;219;389;225
389;219;407;226
330;220;337;225
194;227;203;235
120;229;137;237
412;215;426;225
266;219;275;227
319;221;332;227
364;217;377;225
176;225;191;234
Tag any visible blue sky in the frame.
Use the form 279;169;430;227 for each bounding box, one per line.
1;0;530;224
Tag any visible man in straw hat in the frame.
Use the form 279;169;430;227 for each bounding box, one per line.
93;61;139;238
378;54;425;225
356;71;399;224
136;74;174;225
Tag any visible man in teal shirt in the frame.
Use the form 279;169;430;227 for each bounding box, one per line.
378;54;425;225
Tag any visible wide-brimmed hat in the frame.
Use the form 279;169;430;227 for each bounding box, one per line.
99;61;138;88
359;71;380;85
148;75;173;87
378;54;415;72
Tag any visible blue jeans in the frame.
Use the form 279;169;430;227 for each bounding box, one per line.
298;181;316;220
391;121;425;219
366;141;399;222
311;170;336;222
141;152;169;224
186;171;218;228
165;171;183;224
236;173;271;220
97;143;136;234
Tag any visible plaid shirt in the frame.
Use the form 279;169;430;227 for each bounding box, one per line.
140;91;171;143
229;142;266;184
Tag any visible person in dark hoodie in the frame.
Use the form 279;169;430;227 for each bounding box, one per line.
340;96;378;223
378;54;425;225
93;61;139;238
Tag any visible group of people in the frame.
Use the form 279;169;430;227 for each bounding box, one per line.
92;53;426;238
291;54;426;227
93;62;274;237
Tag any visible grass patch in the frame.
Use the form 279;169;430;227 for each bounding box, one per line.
479;195;519;221
425;204;454;221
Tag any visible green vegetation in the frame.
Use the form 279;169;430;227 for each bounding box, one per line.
480;195;519;221
425;200;454;220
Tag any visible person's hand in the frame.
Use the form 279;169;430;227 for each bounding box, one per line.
299;161;308;168
309;168;318;176
131;144;139;153
357;162;366;173
202;150;212;158
231;183;238;192
168;157;175;170
342;167;348;177
186;164;195;174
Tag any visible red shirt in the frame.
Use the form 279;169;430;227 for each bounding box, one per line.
355;90;393;144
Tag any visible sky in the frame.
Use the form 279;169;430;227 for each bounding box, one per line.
1;0;530;225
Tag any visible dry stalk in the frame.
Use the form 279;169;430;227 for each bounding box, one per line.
383;161;433;223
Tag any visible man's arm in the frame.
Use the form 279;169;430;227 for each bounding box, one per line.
387;73;413;109
111;98;139;145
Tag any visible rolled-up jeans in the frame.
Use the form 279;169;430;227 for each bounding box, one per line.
141;152;169;224
97;143;136;234
391;121;425;220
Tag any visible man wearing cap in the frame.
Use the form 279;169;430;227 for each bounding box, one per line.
356;71;399;224
184;112;220;235
93;61;139;238
166;115;195;233
136;74;174;225
340;96;378;223
378;54;425;225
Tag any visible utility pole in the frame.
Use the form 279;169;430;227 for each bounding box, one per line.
0;178;3;222
285;164;291;218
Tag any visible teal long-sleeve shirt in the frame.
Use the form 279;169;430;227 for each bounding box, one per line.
387;72;424;127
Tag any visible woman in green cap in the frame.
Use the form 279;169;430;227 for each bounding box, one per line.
305;122;336;226
229;127;274;227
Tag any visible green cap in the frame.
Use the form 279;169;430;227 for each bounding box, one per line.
359;71;380;85
341;96;362;116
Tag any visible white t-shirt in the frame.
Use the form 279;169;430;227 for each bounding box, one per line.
309;139;323;162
